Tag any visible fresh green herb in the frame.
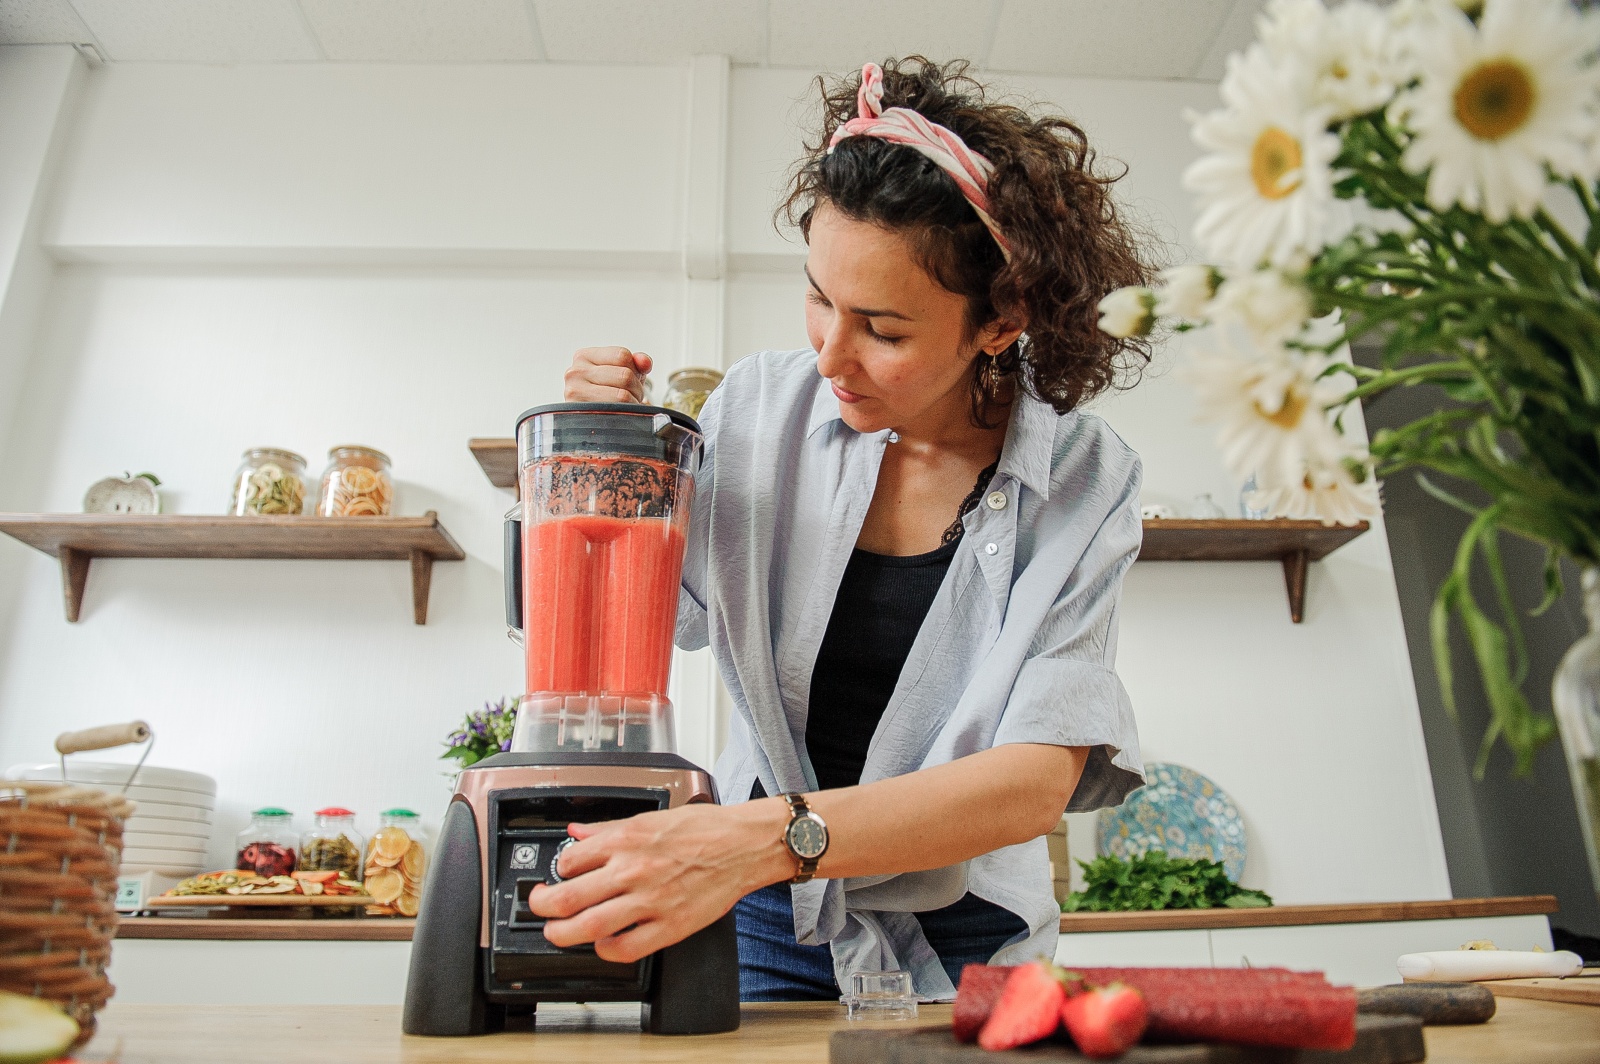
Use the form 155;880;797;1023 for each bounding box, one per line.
1061;852;1273;913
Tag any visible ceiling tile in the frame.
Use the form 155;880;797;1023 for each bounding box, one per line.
767;0;1001;71
67;0;320;62
297;0;539;62
0;0;94;44
1194;0;1266;81
988;0;1234;80
533;0;765;64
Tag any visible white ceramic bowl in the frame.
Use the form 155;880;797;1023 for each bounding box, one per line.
121;847;211;871
125;815;212;840
7;762;215;796
120;800;212;822
123;831;210;854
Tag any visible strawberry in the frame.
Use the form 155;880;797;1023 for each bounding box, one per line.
977;962;1067;1051
952;964;1013;1042
1060;982;1149;1059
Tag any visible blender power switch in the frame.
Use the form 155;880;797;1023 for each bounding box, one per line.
512;878;543;925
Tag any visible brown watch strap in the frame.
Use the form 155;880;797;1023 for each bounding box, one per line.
782;792;822;884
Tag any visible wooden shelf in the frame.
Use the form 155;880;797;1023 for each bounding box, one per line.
0;512;465;624
116;916;414;941
1057;894;1556;934
1138;518;1369;623
469;438;1368;622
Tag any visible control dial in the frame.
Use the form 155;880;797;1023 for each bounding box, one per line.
548;836;578;883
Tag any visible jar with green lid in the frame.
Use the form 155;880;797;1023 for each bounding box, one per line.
300;807;365;881
235;807;297;877
661;367;723;420
363;808;428;916
230;448;309;515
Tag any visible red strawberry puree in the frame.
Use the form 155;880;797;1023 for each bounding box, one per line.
520;456;689;699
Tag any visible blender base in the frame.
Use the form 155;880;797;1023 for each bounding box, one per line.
402;753;741;1036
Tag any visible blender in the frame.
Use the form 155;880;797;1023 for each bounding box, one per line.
403;403;740;1037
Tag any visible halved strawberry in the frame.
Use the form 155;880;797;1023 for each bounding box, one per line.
977;962;1067;1051
1060;982;1149;1059
952;964;1013;1043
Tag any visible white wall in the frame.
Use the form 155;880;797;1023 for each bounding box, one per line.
0;54;1450;905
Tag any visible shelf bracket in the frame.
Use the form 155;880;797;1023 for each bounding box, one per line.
1282;549;1310;624
410;548;433;625
59;546;91;623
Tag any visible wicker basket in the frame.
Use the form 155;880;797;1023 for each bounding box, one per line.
0;780;132;1042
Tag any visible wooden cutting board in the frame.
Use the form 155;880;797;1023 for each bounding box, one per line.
1484;969;1600;1006
830;1013;1424;1064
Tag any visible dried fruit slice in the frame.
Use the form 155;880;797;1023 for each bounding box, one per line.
395;891;419;917
401;841;425;880
365;904;397;917
366;869;403;904
0;990;79;1064
298;880;324;896
371;826;410;864
292;871;338;884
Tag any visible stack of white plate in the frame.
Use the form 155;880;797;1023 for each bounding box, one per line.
6;762;216;878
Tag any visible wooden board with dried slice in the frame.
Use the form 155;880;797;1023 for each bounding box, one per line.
148;869;372;911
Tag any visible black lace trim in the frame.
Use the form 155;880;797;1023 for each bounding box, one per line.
941;459;1001;546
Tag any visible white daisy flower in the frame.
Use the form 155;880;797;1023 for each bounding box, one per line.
1154;264;1222;320
1206;266;1314;347
1263;455;1382;525
1258;0;1401;122
1180;325;1347;485
1391;0;1600;223
1185;44;1344;269
1097;286;1156;338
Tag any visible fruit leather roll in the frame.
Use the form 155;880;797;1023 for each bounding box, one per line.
1063;967;1357;1050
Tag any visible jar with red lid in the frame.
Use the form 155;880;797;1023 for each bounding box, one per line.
234;807;297;877
299;807;365;881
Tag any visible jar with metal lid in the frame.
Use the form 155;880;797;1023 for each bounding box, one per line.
299;807;365;881
317;445;393;517
230;448;309;515
362;808;427;917
234;807;298;877
661;367;723;420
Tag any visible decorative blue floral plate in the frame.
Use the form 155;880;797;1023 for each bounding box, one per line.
1096;761;1247;881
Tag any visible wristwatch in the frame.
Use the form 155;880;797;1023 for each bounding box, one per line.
780;792;829;883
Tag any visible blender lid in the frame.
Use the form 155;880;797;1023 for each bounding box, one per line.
515;401;702;438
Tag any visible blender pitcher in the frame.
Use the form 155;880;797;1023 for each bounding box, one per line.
504;403;702;755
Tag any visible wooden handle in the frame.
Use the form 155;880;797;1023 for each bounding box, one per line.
55;720;152;755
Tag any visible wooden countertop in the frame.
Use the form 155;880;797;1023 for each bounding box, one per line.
83;998;1600;1063
114;895;1556;940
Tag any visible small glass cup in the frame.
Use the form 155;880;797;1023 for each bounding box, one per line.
842;969;919;1022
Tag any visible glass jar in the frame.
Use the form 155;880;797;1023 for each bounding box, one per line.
1555;567;1600;911
234;807;298;877
362;808;427;917
318;445;393;517
300;807;365;881
661;367;723;420
230;448;309;516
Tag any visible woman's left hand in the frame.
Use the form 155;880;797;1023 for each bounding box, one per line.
526;800;790;963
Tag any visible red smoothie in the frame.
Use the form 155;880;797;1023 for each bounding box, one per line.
521;513;686;698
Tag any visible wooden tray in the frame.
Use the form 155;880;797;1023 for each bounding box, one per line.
831;1014;1423;1063
1485;970;1600;1006
146;894;373;909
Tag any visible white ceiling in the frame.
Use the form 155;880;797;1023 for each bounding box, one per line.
0;0;1265;80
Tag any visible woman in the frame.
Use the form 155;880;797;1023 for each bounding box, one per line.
530;57;1152;1001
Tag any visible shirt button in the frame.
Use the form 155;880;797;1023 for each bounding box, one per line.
984;542;998;555
985;491;1008;511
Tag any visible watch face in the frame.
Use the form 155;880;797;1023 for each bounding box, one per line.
787;814;828;860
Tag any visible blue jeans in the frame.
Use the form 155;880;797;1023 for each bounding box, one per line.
733;883;1028;1001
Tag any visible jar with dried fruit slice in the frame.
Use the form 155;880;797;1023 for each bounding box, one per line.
300;807;365;881
362;809;426;917
317;445;393;517
234;807;298;877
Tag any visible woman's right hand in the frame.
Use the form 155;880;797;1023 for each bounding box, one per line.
564;347;653;403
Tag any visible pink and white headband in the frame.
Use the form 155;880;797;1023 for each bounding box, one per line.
828;62;1012;261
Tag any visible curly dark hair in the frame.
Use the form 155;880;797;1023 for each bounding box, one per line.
780;57;1156;426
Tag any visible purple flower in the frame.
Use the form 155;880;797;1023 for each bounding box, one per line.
500;738;512;752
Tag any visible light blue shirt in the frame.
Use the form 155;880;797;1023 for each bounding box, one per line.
675;348;1145;999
